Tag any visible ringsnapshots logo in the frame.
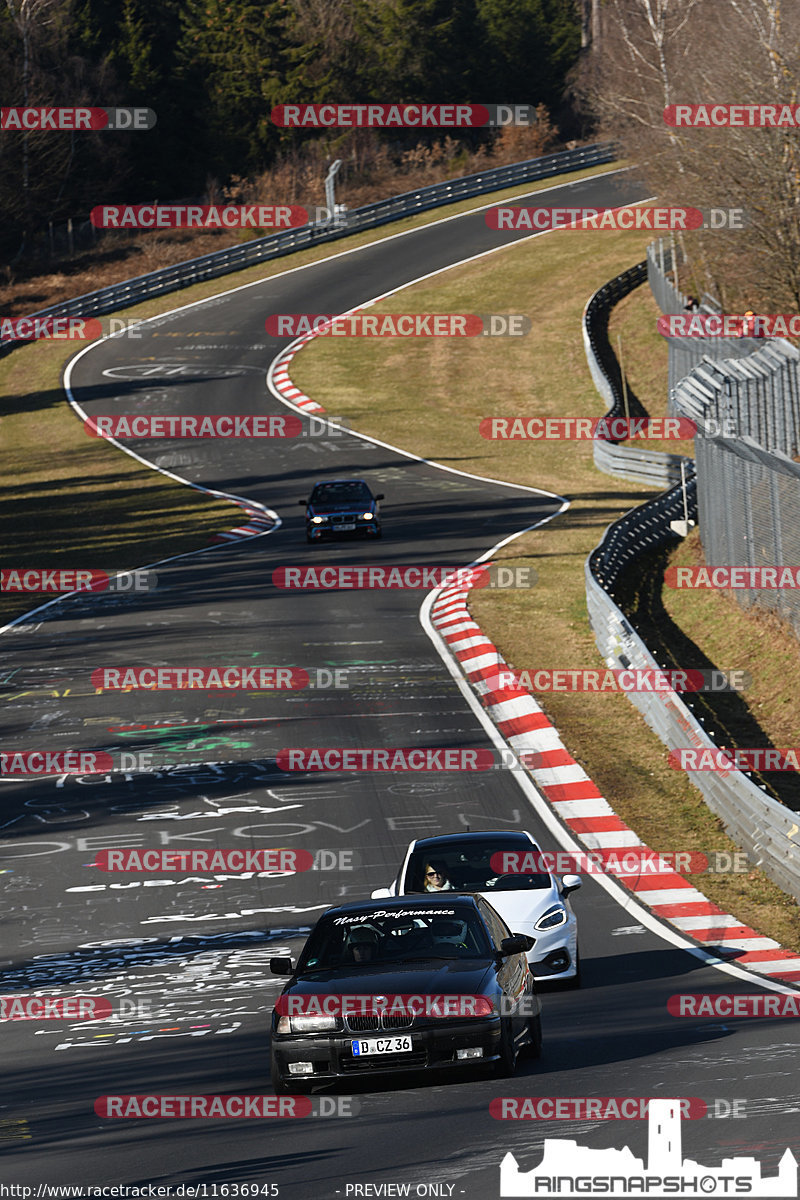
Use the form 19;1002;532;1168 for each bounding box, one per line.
266;313;531;337
95;1095;359;1119
1;107;156;131
480;417;697;441
84;414;302;438
499;1098;797;1197
1;568;156;593
481;668;751;694
485;206;703;232
272;565;537;589
91;204;307;229
270;103;536;127
664;103;800;127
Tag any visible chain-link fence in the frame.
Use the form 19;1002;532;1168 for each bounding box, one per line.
647;239;767;400
673;342;800;635
648;235;800;633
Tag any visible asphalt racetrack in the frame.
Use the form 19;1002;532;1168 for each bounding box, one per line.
3;169;799;1196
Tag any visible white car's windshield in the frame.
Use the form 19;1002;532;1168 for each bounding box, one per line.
405;840;552;893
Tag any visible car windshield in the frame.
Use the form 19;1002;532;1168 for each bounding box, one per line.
404;839;552;893
309;482;371;504
296;908;493;971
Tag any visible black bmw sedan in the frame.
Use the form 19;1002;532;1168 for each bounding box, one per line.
269;894;541;1091
299;479;383;542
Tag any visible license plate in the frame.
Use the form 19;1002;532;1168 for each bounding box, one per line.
351;1036;412;1056
337;523;356;530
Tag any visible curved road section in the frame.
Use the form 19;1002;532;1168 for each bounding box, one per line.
3;170;798;1194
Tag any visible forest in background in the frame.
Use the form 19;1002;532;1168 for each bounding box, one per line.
5;0;800;316
0;0;582;262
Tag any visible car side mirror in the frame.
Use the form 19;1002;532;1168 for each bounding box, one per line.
270;956;294;975
499;934;535;957
297;499;307;506
561;874;582;897
371;887;392;899
375;494;384;501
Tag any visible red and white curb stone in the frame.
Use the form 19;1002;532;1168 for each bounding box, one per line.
271;337;326;414
431;566;800;987
210;503;277;544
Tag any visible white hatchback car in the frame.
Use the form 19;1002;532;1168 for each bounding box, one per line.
371;830;581;986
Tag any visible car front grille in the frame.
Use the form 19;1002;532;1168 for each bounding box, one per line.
382;1012;413;1029
346;1014;379;1032
344;1012;414;1032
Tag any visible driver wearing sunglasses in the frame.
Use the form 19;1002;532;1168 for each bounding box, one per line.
423;861;452;892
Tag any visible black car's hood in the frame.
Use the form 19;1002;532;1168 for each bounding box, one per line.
284;960;494;996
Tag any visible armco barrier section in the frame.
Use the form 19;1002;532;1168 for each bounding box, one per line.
582;260;690;486
1;142;615;355
585;482;800;904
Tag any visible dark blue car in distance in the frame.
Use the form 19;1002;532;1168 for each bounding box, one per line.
299;479;383;542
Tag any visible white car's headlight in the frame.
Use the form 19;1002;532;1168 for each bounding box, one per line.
277;1014;338;1033
535;904;568;931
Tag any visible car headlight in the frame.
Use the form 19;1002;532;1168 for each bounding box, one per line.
361;512;373;519
535;905;568;931
277;1014;339;1033
311;516;326;524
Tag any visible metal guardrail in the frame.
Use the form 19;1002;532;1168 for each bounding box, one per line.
582;260;691;486
583;243;800;903
587;469;697;596
1;141;616;355
585;484;800;904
